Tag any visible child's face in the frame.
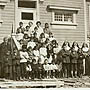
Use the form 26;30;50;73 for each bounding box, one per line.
19;40;23;44
28;48;32;52
26;27;29;31
19;23;23;27
41;34;45;38
34;28;38;32
37;23;41;27
44;60;48;64
29;22;33;27
24;35;28;39
45;24;49;28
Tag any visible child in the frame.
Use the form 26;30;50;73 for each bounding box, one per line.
31;59;38;80
33;32;39;44
16;28;24;41
77;48;84;78
39;43;47;64
50;61;58;78
37;58;44;79
62;41;71;51
43;59;50;79
36;21;43;37
49;32;55;42
26;61;32;79
33;45;40;63
82;43;89;75
28;21;34;34
33;27;40;39
23;34;30;45
43;23;50;35
39;33;46;45
52;43;61;63
60;45;71;78
16;22;25;34
24;26;30;37
12;49;20;81
27;46;33;63
20;45;29;80
27;37;36;49
46;44;53;64
70;48;78;78
71;41;79;52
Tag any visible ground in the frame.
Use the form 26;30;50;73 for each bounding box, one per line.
0;76;90;88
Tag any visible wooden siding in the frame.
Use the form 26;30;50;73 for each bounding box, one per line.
39;0;85;46
0;0;14;43
86;1;90;37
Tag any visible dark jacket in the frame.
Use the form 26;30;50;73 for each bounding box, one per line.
70;51;78;63
78;53;84;63
60;49;70;63
0;42;12;65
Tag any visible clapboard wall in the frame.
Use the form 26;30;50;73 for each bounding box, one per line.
0;0;14;43
39;0;85;46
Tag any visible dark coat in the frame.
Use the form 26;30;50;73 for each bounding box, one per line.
60;49;70;63
70;52;78;63
12;50;20;65
0;42;12;65
78;53;84;64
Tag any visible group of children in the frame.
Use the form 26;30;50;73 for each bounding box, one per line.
0;21;90;81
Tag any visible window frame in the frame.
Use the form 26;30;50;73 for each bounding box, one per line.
52;10;77;26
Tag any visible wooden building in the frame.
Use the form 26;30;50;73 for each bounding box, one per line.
0;0;89;46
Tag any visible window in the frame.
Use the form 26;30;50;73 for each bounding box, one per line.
22;12;33;20
48;5;80;29
54;12;73;23
18;1;36;8
53;11;75;24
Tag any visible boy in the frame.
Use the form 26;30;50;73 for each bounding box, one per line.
16;28;24;41
27;37;36;49
31;59;38;80
36;21;43;37
39;43;47;64
16;22;25;34
26;61;32;79
12;49;20;80
20;45;29;80
37;58;44;79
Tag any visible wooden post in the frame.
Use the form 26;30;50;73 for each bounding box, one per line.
14;0;18;33
83;0;87;75
36;0;40;21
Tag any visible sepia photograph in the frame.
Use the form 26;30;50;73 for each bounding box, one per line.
0;0;90;89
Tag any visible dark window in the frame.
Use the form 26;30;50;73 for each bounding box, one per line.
18;1;36;8
22;12;33;20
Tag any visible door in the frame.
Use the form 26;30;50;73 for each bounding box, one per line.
17;8;36;27
17;0;37;27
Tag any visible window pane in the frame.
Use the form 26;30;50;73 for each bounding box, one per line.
22;12;33;20
64;14;73;22
18;1;36;8
54;12;63;21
